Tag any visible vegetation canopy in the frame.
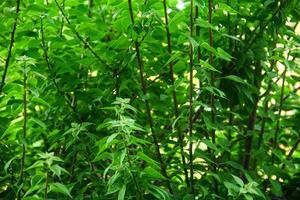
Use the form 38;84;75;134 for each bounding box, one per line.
0;0;300;199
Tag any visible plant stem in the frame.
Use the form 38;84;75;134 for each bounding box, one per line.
127;0;172;193
272;66;287;165
40;17;79;117
44;169;49;200
0;0;21;93
18;64;27;200
162;0;189;187
53;0;112;71
195;3;201;88
188;0;195;197
243;98;259;170
243;61;263;170
88;0;93;17
281;138;300;170
208;0;218;194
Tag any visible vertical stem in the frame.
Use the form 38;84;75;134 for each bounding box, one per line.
195;4;201;88
272;66;287;164
188;0;195;197
127;0;172;193
44;169;49;200
281;138;300;170
0;0;21;93
243;98;259;170
208;0;215;143
40;18;79;116
162;0;189;187
59;0;65;37
226;107;233;160
120;115;142;199
256;60;276;153
88;0;93;17
257;100;269;150
226;0;231;50
243;61;263;170
18;64;27;200
208;0;218;194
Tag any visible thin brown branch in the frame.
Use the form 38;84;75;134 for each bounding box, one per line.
18;63;27;200
188;0;195;196
0;0;21;93
53;0;112;71
127;0;172;193
163;0;189;187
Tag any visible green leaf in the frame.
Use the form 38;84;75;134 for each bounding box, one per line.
224;181;240;196
201;42;217;54
147;184;171;200
143;166;166;180
217;47;233;61
232;175;244;187
243;194;254;200
30;118;47;129
107;133;119;145
223;75;247;85
195;18;217;31
50;164;70;177
49;183;72;198
31;97;50;108
118;185;126;200
199;59;220;72
137;152;160;169
270;179;282;197
218;3;238;14
164;52;181;67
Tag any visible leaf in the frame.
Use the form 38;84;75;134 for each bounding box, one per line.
118;185;126;200
143;166;166;180
223;75;247;85
199;59;220;72
4;156;18;174
224;181;240;196
217;47;233;61
31;97;50;108
220;33;240;41
50;164;70;177
137;152;160;169
107;133;119;145
173;60;186;73
204;86;227;99
201;139;218;151
270;179;283;197
225;161;245;172
164;52;181;67
30;118;47;129
218;3;238;14
243;194;254;200
232;175;244;187
147;184;171;200
195;18;217;31
49;183;72;198
201;42;217;54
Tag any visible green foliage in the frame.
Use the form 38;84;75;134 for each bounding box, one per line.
0;0;300;199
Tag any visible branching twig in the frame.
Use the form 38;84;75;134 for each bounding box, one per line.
53;0;112;71
40;17;79;117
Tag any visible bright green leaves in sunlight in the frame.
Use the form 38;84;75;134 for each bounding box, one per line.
0;0;300;199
